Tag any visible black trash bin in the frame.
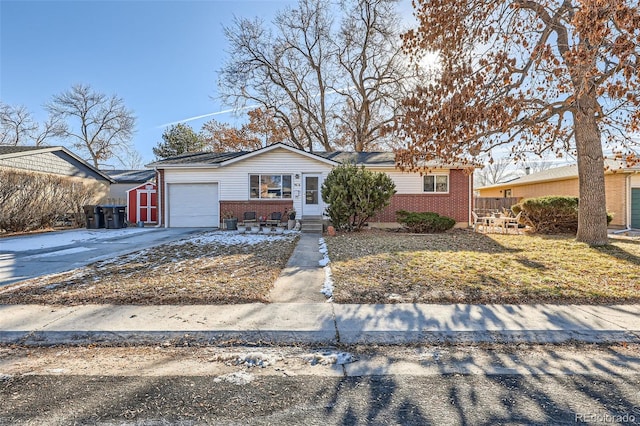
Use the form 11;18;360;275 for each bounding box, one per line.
83;205;104;229
102;205;127;229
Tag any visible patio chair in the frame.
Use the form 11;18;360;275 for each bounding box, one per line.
241;211;257;225
472;211;495;233
472;211;485;233
504;211;522;234
265;211;282;227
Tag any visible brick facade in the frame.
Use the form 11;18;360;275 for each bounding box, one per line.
371;169;471;224
220;200;294;223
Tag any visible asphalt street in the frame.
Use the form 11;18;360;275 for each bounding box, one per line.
0;227;204;286
1;344;639;425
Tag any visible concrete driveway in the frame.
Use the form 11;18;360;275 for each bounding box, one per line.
0;227;205;286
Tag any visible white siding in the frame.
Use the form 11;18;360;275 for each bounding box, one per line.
631;175;640;187
374;168;450;194
163;148;334;217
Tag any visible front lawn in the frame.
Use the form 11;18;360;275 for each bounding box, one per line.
0;232;299;305
325;230;640;304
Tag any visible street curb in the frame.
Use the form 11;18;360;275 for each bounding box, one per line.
2;329;639;347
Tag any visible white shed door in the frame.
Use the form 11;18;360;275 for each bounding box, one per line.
168;183;219;227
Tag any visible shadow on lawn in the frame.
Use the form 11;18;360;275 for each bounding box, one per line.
325;229;522;262
533;233;640;267
596;238;640;266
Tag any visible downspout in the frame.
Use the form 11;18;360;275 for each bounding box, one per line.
153;167;163;228
469;172;473;227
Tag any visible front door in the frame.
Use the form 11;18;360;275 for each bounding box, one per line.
632;188;640;229
137;187;157;223
302;174;323;216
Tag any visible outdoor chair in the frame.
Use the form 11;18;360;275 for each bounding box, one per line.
265;211;282;227
241;211;257;225
504;211;522;234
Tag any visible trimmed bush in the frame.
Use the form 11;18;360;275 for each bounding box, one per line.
0;169;101;233
511;196;613;234
322;163;396;231
396;210;456;233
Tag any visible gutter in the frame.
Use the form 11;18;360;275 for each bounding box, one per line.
153;167;163;228
469;172;473;226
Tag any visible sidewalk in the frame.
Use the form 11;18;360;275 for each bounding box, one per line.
1;303;639;346
1;232;639;346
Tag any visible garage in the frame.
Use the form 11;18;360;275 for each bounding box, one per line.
167;183;219;227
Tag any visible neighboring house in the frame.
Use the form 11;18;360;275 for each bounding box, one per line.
0;145;113;201
476;160;640;229
148;143;474;229
102;169;156;204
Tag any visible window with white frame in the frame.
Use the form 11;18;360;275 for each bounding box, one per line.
423;174;449;193
250;174;292;199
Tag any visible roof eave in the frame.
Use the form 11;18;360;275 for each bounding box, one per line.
220;143;340;167
146;163;222;169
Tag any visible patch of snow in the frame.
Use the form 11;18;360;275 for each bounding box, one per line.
213;371;254;385
1;228;152;252
319;237;333;298
234;352;280;368
305;351;356;366
170;231;297;247
321;266;334;299
24;246;92;259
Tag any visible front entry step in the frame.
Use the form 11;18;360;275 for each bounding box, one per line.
301;216;324;233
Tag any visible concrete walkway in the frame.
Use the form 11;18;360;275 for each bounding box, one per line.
269;233;327;303
1;303;639;346
1;233;639;346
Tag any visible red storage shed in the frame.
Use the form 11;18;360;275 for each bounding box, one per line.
127;182;157;224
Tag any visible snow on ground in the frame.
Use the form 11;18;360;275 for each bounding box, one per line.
170;230;298;247
213;371;255;385
304;351;356;366
319;238;334;299
321;267;334;300
24;246;93;259
1;228;152;252
234;352;282;368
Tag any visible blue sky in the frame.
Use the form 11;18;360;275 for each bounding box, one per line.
1;0;304;166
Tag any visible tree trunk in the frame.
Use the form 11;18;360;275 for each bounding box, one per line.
573;94;608;246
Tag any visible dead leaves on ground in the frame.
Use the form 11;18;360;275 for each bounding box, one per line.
325;229;640;305
0;233;299;305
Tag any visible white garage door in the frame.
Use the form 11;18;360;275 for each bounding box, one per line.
168;183;219;227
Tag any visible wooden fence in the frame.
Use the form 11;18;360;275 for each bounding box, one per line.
473;197;521;215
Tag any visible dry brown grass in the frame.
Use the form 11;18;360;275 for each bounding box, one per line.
0;232;299;305
325;229;640;304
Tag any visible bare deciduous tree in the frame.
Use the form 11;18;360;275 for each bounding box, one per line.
220;0;336;151
47;84;136;167
396;0;640;246
219;0;417;152
333;0;417;151
0;102;60;146
475;157;517;187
